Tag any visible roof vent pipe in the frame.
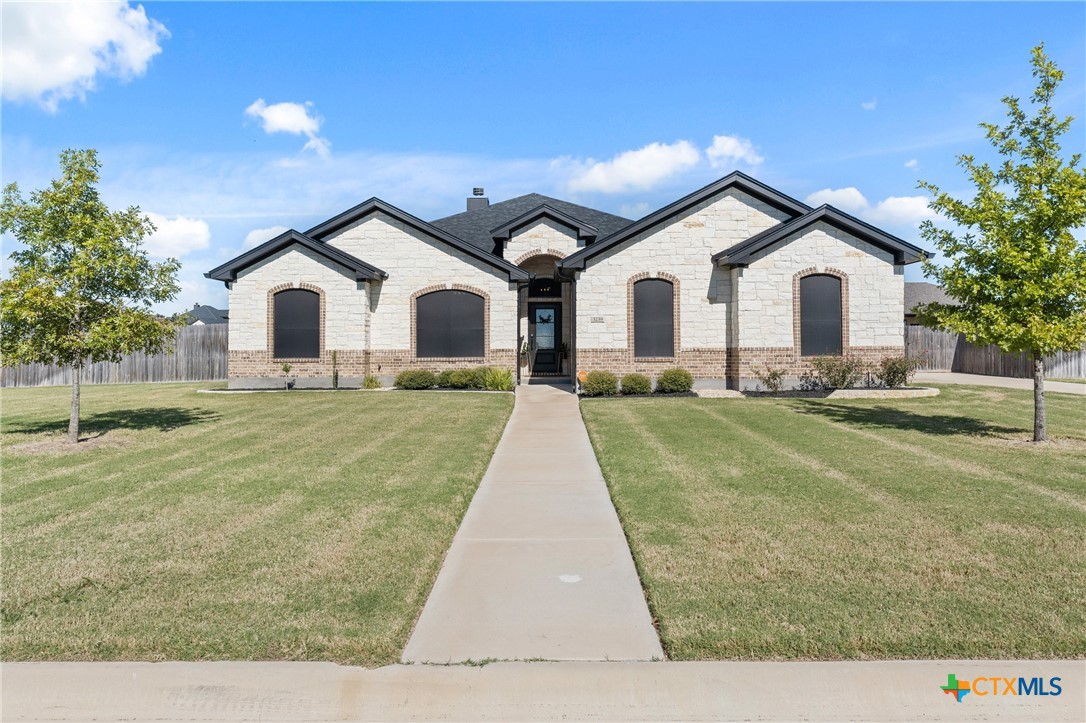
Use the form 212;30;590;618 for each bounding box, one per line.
467;188;489;211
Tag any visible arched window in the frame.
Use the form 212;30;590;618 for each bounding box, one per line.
633;278;674;358
799;274;843;356
273;288;320;359
416;289;485;357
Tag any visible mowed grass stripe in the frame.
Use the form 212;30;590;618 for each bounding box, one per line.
581;386;1086;660
773;397;1086;515
2;383;513;664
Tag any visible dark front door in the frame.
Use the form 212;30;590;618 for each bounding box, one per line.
529;303;561;374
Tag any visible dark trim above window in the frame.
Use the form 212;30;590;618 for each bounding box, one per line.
633;278;675;358
799;274;843;356
273;288;321;360
415;289;486;358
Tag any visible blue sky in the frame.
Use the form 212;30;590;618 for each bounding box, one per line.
3;1;1084;312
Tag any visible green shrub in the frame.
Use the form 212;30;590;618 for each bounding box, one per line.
875;355;919;388
468;367;490;389
362;374;382;389
656;367;694;394
482;366;515;391
754;365;787;393
620;373;652;395
395;369;437;389
809;355;866;389
582;370;618;397
436;370;454;388
447;368;478;389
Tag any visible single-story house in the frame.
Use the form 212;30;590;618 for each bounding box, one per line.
185;303;229;325
904;281;957;325
206;171;927;389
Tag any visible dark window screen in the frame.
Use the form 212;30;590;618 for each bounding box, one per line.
273;289;320;359
633;279;674;358
800;275;843;356
416;290;485;357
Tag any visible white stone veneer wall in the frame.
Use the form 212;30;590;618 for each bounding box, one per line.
229;245;368;351
576;189;790;350
738;221;904;349
322;212;517;351
505;219;581;263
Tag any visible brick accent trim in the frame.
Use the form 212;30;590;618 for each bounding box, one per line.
514;248;568;265
627;271;681;361
409;283;491;360
792;267;849;357
267;282;325;362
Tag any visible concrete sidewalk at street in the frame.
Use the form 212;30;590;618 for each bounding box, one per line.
401;382;663;663
914;371;1085;395
4;660;1083;722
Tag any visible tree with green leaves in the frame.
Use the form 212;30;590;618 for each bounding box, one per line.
1;149;181;443
917;45;1086;443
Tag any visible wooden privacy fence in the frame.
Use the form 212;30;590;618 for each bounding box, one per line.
1;325;228;388
905;325;1086;379
3;323;1082;387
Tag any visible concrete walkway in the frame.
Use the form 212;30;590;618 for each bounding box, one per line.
914;371;1085;395
402;382;663;663
5;660;1083;722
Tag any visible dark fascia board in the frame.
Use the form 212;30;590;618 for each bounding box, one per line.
712;205;929;266
557;171;811;271
490;204;599;242
305;197;530;281
205;229;388;284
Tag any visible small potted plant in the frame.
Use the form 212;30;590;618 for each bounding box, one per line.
281;362;294;389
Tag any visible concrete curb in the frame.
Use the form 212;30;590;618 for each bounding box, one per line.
4;660;1083;722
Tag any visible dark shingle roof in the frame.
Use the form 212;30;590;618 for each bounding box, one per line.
430;194;632;254
905;281;957;314
186;304;228;325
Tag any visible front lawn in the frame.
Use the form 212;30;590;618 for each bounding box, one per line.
1;383;512;665
581;385;1086;660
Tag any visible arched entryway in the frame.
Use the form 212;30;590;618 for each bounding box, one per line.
517;252;572;378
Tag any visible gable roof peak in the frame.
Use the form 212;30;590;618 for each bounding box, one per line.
205;228;388;284
558;171;811;270
712;203;928;266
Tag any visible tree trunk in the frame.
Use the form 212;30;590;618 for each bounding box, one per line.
1033;353;1047;443
68;364;81;444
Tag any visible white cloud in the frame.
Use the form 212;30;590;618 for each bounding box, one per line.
566;140;701;194
619;202;651;219
245;99;331;159
869;196;937;225
144;212;210;258
904;158;919;170
243;225;290;249
862;98;877;111
804;187;936;226
804;187;869;214
1;1;168;111
705;134;764;168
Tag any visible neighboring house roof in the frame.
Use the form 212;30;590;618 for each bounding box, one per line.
712;205;928;267
905;281;957;315
489;204;599;245
558;172;811;271
186;304;228;325
431;194;632;255
205;229;388;283
305;198;529;281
